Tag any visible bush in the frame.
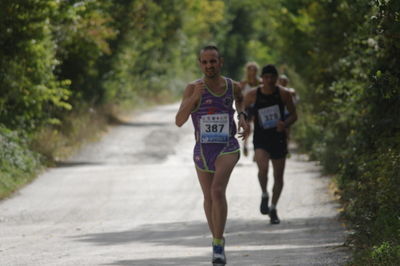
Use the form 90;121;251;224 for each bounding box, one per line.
0;126;41;199
276;1;400;264
370;242;400;266
0;0;71;131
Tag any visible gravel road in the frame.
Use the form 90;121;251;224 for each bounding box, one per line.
0;103;349;265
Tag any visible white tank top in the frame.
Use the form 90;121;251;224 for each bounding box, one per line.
242;82;258;95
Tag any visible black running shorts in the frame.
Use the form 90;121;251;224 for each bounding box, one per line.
253;131;287;159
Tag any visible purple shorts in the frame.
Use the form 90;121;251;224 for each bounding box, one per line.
193;137;240;173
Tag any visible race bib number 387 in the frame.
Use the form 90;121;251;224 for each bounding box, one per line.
258;105;281;129
200;113;229;143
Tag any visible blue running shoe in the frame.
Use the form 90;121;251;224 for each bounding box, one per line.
212;244;226;265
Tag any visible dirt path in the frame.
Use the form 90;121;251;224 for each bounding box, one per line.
0;103;349;265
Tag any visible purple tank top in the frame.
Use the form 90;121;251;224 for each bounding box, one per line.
191;77;237;143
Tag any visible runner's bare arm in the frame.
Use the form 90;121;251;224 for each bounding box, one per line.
277;88;298;132
233;82;245;114
243;88;257;109
233;82;250;139
175;81;205;127
239;80;246;90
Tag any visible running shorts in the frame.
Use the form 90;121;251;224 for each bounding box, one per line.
193;137;240;173
253;131;287;159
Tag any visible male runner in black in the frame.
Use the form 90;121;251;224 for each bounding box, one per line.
244;64;297;224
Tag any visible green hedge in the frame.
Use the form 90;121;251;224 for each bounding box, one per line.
275;1;400;264
0;126;41;199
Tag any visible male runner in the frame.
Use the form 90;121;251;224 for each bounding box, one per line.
175;45;249;265
244;64;297;224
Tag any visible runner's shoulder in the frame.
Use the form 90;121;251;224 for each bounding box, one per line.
185;80;203;92
188;79;203;87
247;86;258;97
278;85;290;95
244;86;258;105
232;80;242;90
278;85;293;102
239;80;247;88
286;87;296;93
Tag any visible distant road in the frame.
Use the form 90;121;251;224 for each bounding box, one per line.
0;103;349;265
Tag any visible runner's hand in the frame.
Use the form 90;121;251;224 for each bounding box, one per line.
277;120;285;132
191;80;206;102
238;117;250;140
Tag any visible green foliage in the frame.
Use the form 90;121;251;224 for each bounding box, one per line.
0;126;41;199
53;0;116;103
2;0;225;130
370;242;400;265
0;0;71;131
103;0;185;104
218;0;283;80
274;0;400;264
217;0;256;79
103;0;229;104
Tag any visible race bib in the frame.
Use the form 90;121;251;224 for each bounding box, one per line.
200;113;229;143
258;105;281;129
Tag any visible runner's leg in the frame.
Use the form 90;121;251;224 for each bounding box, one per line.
271;158;285;206
212;152;239;239
196;168;215;237
254;148;270;193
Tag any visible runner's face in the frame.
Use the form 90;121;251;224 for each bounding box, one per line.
199;50;223;78
247;66;257;77
279;78;288;87
262;74;278;87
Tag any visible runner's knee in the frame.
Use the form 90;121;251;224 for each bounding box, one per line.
203;193;212;203
211;185;226;202
274;177;284;187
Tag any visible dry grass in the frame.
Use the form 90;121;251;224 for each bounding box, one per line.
30;105;113;164
30;94;177;165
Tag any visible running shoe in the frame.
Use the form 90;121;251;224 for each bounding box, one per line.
269;209;280;224
212;243;226;265
260;196;269;215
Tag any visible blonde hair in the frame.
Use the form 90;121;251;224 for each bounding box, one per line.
245;61;259;72
243;62;261;86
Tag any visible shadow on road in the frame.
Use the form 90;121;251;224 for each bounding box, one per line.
54;161;104;168
115;122;170;127
71;217;348;265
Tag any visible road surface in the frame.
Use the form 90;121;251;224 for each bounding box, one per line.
0;103;349;265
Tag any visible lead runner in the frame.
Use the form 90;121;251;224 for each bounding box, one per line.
175;45;249;265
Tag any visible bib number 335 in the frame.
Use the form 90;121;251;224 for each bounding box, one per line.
200;113;229;143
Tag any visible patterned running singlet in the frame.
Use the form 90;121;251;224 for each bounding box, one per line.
190;77;240;173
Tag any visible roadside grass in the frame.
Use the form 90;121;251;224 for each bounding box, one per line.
349;242;400;266
341;148;400;266
0;127;42;200
0;105;110;200
30;105;111;164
